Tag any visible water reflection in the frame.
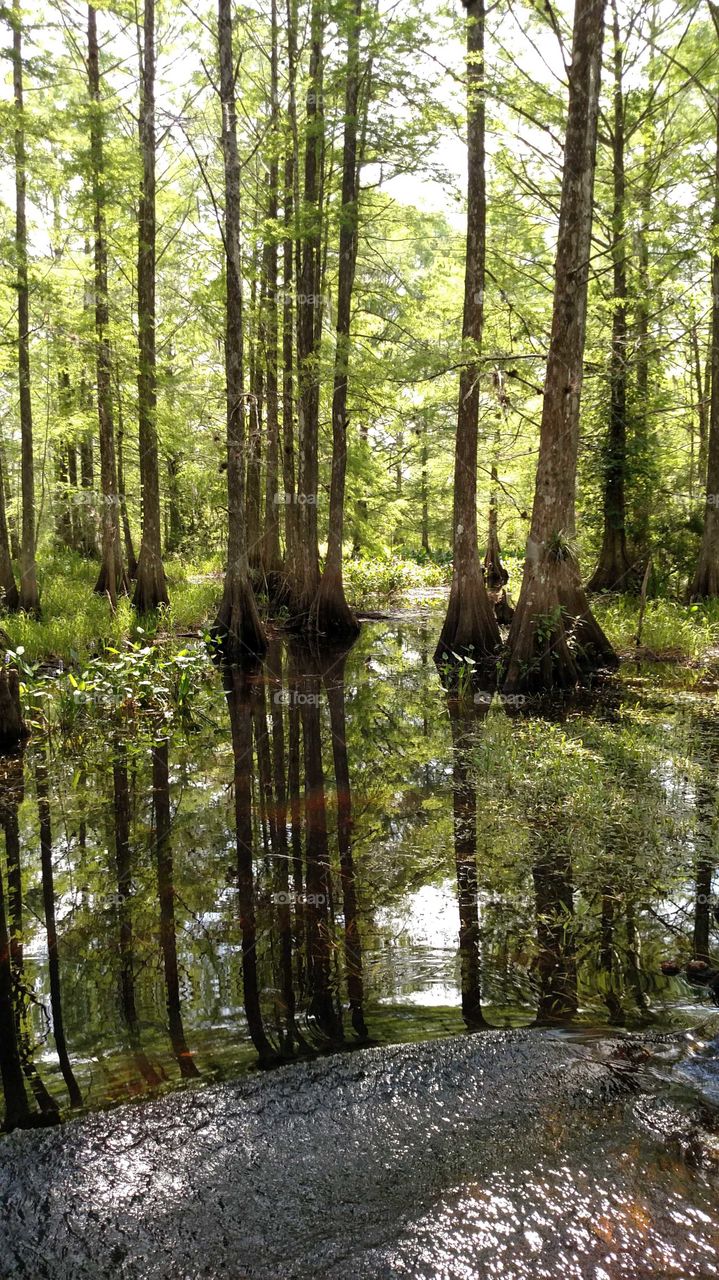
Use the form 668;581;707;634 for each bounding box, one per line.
1;619;719;1127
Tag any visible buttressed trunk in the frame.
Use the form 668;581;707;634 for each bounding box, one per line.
502;0;616;694
435;0;500;665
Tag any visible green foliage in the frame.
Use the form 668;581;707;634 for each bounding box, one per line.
0;553;219;664
343;555;450;607
595;596;719;661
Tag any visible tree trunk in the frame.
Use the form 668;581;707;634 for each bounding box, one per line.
113;748;163;1088
448;705;488;1028
0;432;19;612
297;649;343;1042
308;0;362;640
266;644;298;1050
420;418;430;554
531;840;578;1023
483;428;508;589
246;243;264;579
166;454;184;553
587;0;634;592
88;3;127;606
115;376;138;577
134;0;168;611
12;0;39;615
213;0;267;660
0;845;31;1130
322;648;366;1037
36;750;83;1108
690;10;719;600
153;740;200;1078
691;313;709;486
262;0;285;600
502;0;616;693
434;0;500;664
0;665;25;751
280;0;301;603
3;760;59;1119
292;0;324;618
223;665;277;1063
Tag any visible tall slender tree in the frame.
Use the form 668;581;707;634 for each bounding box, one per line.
12;0;39;615
292;0;325;617
0;442;19;612
213;0;267;660
309;0;362;640
261;0;284;599
434;0;500;663
502;0;616;692
690;1;719;600
134;0;169;612
587;0;634;591
88;3;127;605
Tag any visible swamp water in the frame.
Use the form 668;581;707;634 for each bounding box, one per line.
2;614;719;1276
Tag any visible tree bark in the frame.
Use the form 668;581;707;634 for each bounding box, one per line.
292;0;325;618
308;0;362;640
88;3;127;606
213;0;267;660
435;0;500;664
448;705;488;1028
223;665;277;1063
134;0;168;611
0;430;19;611
12;0;39;615
112;748;163;1088
0;845;31;1130
322;647;366;1036
36;750;83;1107
690;7;719;600
280;0;301;601
153;740;200;1078
587;0;634;592
262;0;285;600
502;0;616;693
115;373;138;577
483;420;508;589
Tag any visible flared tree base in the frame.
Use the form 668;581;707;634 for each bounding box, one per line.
212;566;268;662
586;532;636;593
0;667;26;749
493;588;514;626
94;558;130;600
133;546;169;613
264;566;293;611
0;576;19;613
689;555;719;602
503;556;618;694
307;567;360;642
434;557;501;664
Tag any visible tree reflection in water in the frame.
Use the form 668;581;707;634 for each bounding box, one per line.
1;622;718;1126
